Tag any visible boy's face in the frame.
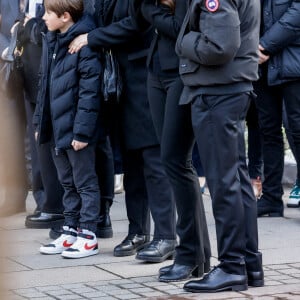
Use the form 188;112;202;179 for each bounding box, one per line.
43;10;64;32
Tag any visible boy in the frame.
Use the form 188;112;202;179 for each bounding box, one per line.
35;0;102;258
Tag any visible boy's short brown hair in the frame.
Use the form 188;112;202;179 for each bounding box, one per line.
44;0;84;23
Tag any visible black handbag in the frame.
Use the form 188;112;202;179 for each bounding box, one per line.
102;49;123;102
0;23;24;95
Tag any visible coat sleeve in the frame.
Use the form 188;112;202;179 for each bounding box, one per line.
178;0;241;66
73;46;101;142
141;0;186;40
87;15;139;49
260;0;300;54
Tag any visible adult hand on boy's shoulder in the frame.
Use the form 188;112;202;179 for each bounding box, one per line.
71;140;88;151
68;33;88;54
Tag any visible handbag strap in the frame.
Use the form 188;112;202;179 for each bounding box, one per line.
4;24;19;62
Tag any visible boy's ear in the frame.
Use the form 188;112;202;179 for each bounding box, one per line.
61;11;72;23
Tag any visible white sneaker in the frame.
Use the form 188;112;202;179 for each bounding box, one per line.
61;228;99;258
40;226;77;255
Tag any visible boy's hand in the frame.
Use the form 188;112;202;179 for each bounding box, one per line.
258;44;270;65
71;140;88;151
68;34;88;54
35;131;38;141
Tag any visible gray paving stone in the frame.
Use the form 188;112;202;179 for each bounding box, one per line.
81;291;107;298
119;283;144;289
47;289;73;296
280;278;300;284
36;285;64;292
71;287;97;294
114;293;141;300
264;280;283;286
55;295;84;300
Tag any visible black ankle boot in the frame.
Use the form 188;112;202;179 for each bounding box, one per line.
96;199;113;238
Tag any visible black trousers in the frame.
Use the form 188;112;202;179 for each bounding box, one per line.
123;145;176;240
96;136;114;206
52;145;100;232
192;92;260;274
254;77;300;204
25;100;64;213
147;72;211;266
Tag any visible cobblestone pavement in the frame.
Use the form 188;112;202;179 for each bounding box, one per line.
1;189;300;300
3;263;300;300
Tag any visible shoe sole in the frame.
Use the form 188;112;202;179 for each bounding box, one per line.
40;249;63;255
25;218;64;229
114;242;150;257
257;212;283;217
61;249;99;259
159;261;210;275
248;279;264;287
287;203;300;208
184;283;248;293
135;251;175;263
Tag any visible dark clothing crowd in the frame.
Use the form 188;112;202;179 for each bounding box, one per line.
1;0;300;294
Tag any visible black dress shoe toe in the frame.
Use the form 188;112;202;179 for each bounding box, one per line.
159;264;202;282
136;239;176;263
257;198;283;217
114;234;150;257
159;259;210;275
25;212;64;229
183;266;247;293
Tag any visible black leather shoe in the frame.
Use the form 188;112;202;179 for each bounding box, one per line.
136;239;176;263
25;212;64;229
158;264;203;282
248;270;264;287
246;252;264;287
96;200;113;238
159;260;210;275
114;234;150;257
183;267;247;293
257;197;283;217
25;210;41;220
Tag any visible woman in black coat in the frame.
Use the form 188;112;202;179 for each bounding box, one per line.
69;0;177;262
138;0;211;282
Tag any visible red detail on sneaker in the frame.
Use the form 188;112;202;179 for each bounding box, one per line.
84;243;97;250
63;240;73;248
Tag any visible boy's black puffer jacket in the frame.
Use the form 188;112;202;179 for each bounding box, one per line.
34;15;101;150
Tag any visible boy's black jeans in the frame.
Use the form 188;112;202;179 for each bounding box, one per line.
51;144;100;233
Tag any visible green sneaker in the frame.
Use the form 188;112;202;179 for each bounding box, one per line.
287;181;300;207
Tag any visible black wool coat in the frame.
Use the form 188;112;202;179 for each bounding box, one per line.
88;0;158;150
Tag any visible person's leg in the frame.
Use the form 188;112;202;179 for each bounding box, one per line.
147;73;211;280
95;136;114;238
51;149;81;230
192;93;250;275
254;77;284;216
113;149;151;257
283;80;300;207
184;93;251;293
66;146;100;233
237;96;264;287
135;145;176;263
24;101;44;211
